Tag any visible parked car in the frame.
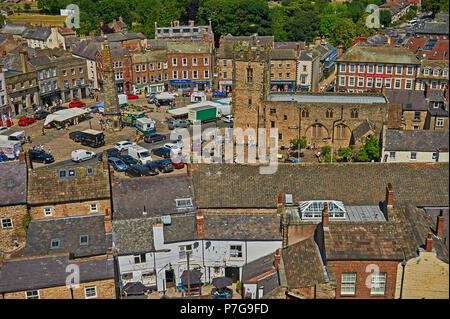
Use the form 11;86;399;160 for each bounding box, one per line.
18;117;36;126
126;93;139;99
71;149;96;162
69;131;84;142
152;159;174;173
108;157;128;171
223;115;233;123
151;147;171;159
120;154;138;166
34;111;50;120
0;127;10;134
163;143;182;155
182;91;193;97
212;91;227;98
29;149;54;164
69;100;86;108
114;140;136;152
125;164;156;177
146;161;160;175
0;152;8;162
144;133;167;143
98;148;120;161
168;119;189;130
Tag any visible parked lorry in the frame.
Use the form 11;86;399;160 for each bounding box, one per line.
136;117;156;136
188;105;217;123
118;94;128;107
128;145;153;165
121;111;146;127
216;104;231;117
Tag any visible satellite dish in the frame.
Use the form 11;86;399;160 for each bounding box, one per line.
193;242;199;249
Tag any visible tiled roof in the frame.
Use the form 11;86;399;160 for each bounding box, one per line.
324;222;405;260
337;43;419;64
405;37;449;60
0;22;28;36
24;214;110;258
391;204;449;263
111;48;130;59
23;27;51;41
131;50;167;63
384;89;428;111
424;208;449;250
0;162;27;206
202;212;282;241
163;214;197;243
351;119;376;141
28;163;110;205
112;218;158;255
191;163;449;208
71;41;101;60
282;236;326;287
112;175;196;220
0;254;115;293
414;22;449;35
384;129;449;152
271;48;297;60
242;252;276;282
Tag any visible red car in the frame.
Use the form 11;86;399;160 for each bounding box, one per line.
171;156;186;169
182;91;193;97
18;117;35;126
126;93;139;99
69;100;86;108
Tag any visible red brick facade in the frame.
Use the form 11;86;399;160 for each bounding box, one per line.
96;50;133;93
167;52;212;91
327;260;399;299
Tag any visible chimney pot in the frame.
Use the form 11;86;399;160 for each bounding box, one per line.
436;210;444;238
274;249;281;269
278;194;282;205
425;232;433;252
322;202;329;229
196;210;205;238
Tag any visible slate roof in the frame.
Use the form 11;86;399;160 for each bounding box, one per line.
112;175;196;220
337;43;419;64
0;22;28;36
271;48;297;60
202;212;282;241
72;41;101;60
0;254;115;293
428;108;448;117
0;161;27;206
414;22;449;35
131;50;167;63
218;35;274;59
384;89;428;111
298;50;313;61
351;119;376;141
242;252;276;282
111;48;130;59
191;163;449;208
163;214;197;243
274;42;300;50
428;90;446;102
24;214;110;258
28;55;51;67
167;41;211;54
255;272;280;298
28;163;110;205
391;204;449;263
367;34;388;45
23;27;51;41
282;236;326;287
384;129;449;152
424;208;449;250
112;218;157;255
324;222;405;260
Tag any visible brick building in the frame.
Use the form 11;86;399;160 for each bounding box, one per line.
416;59;448;99
96;46;132;94
166;41;213;91
335;43;420;93
0;253;116;299
231;40;400;151
270;49;297;92
413;21;449;40
131;50;167;94
405;37;449;60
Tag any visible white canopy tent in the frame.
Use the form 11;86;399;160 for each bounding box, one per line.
44;108;89;126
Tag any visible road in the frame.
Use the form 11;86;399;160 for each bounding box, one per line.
44;119;231;169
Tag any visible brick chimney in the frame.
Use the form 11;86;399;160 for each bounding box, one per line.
274;249;280;269
196;210;204;238
425;232;433;252
322;202;329;230
336;44;343;57
278;194;282;205
187;163;192;178
436;210;444;238
384;183;393;219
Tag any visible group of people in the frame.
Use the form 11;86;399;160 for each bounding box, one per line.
32;145;50;154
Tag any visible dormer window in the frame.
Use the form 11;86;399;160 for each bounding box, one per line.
50;239;60;249
433;68;440;76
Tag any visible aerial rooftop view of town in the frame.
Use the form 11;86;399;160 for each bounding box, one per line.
0;0;448;306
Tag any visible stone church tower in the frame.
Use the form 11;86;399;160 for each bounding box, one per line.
231;40;271;145
102;40;122;132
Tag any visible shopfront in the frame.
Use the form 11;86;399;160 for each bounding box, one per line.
170;80;192;91
219;81;232;93
270;81;296;92
193;81;211;92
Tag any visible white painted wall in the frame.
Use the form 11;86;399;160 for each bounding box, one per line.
382;150;448;163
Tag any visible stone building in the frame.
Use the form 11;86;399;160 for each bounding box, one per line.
72;40;102;90
384;89;429;130
23;27;65;50
56;55;89;102
270;49;297;92
416;59;448;99
231;40;400;151
131;50;167;94
28;55;60;107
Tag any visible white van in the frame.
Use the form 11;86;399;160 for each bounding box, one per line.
71;149;97;162
128;145;153;165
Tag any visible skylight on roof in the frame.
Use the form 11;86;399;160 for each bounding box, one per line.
299;200;346;220
423;39;437;51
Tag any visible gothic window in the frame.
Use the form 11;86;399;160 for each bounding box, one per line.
351;109;359;119
336;124;346;139
302;109;309;118
312;124;322;138
247;67;253;83
326;109;333;118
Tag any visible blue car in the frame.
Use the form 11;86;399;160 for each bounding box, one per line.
108;157;127;171
212;91;227;98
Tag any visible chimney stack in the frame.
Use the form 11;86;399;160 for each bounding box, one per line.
274;249;280;269
425;232;433;252
385;183;393;219
322;202;329;230
196;210;204;238
186;163;192;178
19;50;28;73
337;44;343;57
278;194;282;205
436;210;444;238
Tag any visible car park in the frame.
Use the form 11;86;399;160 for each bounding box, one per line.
151;147;171;159
114;140;136;152
146;161;160;175
29;149;54;164
223;115;233;123
51;106;68;113
108;157;128;171
71;149;96;162
168;119;189;130
144;133;167;143
0;127;10;134
69;100;86;108
120;154;138;166
98;148;120;161
18;117;35;126
152;159;174;173
125;164;156;177
170;156;186;169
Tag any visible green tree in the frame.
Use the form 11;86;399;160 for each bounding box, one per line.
284;10;319;42
356;136;380;162
290;138;307;151
379;10;392;27
337;147;352;161
24;3;32;10
329;18;356;49
318;14;339;38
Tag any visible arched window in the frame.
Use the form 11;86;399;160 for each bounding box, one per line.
302;109;309;118
326;109;333;118
336;124;346;139
312;124;322;138
351;109;359;119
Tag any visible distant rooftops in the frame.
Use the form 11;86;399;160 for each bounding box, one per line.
414;21;449;35
384;129;449;152
268;93;387;104
337;43;420;65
